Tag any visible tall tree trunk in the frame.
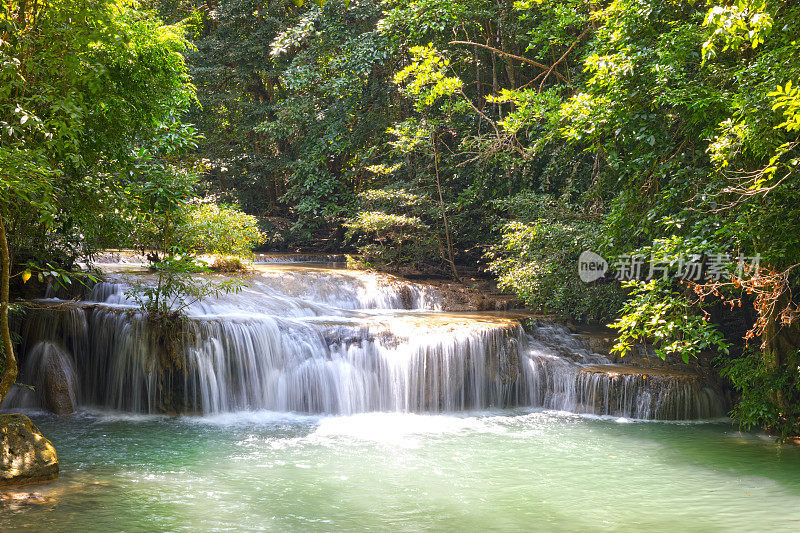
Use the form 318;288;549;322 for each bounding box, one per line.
0;219;17;403
763;289;800;418
500;1;516;89
432;134;459;280
475;43;483;137
488;22;500;116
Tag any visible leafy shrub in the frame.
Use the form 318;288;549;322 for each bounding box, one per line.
183;203;264;259
486;196;625;322
345;189;440;271
345;210;437;270
609;280;730;363
720;348;800;441
210;256;246;272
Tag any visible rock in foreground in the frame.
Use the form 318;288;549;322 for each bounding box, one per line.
1;414;58;487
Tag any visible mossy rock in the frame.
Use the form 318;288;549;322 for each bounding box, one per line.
1;414;59;488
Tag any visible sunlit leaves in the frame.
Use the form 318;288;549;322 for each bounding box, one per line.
609;280;730;363
387;118;431;153
769;80;800;133
394;44;463;111
346;211;427;233
358;188;430;210
271;9;320;57
489;88;561;140
702;0;773;63
183;203;265;258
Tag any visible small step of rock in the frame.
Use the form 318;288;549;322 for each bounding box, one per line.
1;414;59;488
580;364;699;380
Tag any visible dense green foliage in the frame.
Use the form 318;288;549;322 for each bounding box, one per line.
1;0;196;270
721;348;800;440
486;194;624;322
184;203;265;258
0;0;261;400
610;280;730;364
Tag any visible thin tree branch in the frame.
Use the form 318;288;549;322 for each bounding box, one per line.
539;28;589;91
449;40;567;82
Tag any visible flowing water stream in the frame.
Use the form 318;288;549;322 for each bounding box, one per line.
2;262;798;531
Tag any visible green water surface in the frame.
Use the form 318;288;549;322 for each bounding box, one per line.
2;410;799;532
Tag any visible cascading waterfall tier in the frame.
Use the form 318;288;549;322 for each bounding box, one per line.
3;264;727;420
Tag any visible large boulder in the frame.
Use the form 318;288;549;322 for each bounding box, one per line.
0;414;59;487
15;341;79;416
43;354;77;416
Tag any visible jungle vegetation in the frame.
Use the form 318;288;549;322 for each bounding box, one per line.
2;0;800;438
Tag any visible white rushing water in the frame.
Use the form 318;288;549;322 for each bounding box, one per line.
5;264;726;419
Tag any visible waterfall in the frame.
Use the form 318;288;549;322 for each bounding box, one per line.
2;266;727;420
572;366;725;420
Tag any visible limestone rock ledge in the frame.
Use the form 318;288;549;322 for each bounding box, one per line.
1;414;58;488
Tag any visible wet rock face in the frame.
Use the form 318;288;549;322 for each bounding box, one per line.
576;365;727;419
0;414;59;488
43;357;76;416
399;285;414;310
12;341;80;417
